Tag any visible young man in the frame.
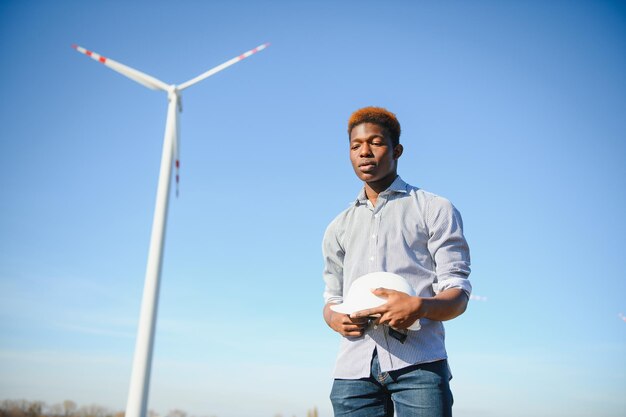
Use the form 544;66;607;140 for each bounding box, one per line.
322;107;472;417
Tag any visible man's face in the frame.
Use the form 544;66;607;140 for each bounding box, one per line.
349;122;402;184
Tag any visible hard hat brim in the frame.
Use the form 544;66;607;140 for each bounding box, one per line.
329;298;385;315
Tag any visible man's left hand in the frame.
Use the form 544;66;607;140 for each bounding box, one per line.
350;288;424;329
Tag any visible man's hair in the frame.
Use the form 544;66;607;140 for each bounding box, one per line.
348;106;401;147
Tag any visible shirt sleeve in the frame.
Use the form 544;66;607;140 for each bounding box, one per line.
322;219;345;305
425;196;472;297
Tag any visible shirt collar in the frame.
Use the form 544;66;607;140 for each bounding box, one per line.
355;176;408;205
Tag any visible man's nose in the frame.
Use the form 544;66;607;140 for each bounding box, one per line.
360;143;373;156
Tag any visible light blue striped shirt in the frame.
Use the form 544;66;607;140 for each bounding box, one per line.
322;176;471;379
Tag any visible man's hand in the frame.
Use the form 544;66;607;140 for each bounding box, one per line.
350;287;469;329
324;303;369;337
350;288;422;329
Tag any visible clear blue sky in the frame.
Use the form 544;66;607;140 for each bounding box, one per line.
1;1;625;417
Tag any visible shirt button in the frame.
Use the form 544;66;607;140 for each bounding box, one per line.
369;256;374;261
372;234;376;239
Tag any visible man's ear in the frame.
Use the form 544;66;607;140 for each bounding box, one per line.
393;144;404;160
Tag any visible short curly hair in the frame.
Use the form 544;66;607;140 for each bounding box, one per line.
348;106;401;147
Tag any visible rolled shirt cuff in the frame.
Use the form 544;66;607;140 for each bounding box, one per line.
432;277;472;298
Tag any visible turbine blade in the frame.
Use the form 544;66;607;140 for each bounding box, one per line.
72;44;169;91
173;104;180;198
177;43;270;91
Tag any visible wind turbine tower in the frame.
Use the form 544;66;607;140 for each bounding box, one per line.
73;42;269;417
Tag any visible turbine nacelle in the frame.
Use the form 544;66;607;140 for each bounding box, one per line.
167;86;182;112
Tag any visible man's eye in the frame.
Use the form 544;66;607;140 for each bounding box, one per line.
372;142;384;146
351;144;360;150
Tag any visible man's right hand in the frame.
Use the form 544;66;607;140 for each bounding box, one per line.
324;303;369;337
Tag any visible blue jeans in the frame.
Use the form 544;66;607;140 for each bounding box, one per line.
330;350;453;417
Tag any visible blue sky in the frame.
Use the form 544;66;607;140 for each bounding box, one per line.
1;1;625;416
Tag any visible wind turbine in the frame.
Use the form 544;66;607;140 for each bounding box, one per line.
73;42;269;417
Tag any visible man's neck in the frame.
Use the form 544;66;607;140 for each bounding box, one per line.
364;174;398;206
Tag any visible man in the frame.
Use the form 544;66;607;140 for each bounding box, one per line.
322;107;472;417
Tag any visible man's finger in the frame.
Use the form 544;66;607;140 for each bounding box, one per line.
371;287;397;297
349;316;370;325
376;313;391;326
351;308;385;319
341;316;367;325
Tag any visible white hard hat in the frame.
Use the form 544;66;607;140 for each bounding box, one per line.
330;271;421;331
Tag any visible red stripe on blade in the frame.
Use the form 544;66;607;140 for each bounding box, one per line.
99;56;106;63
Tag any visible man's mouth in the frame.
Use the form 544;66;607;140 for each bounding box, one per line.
359;161;376;171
